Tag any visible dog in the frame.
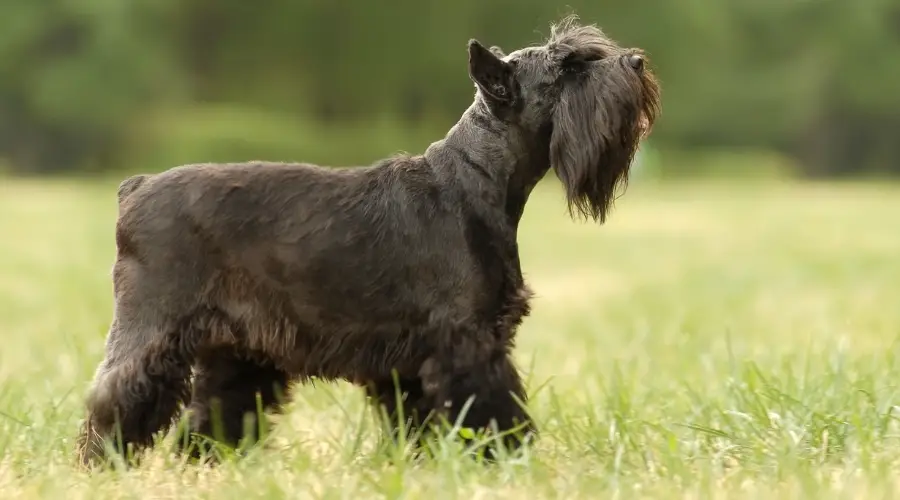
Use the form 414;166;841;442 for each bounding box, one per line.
75;15;660;467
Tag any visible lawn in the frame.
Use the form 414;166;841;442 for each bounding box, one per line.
1;175;899;499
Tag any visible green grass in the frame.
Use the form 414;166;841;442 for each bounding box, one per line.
1;175;899;499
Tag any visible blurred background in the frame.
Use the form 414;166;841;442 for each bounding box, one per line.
1;0;899;180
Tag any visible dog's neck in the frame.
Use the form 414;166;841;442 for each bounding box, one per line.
424;100;551;229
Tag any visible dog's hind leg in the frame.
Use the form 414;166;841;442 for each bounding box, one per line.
75;315;198;468
175;345;291;460
76;255;207;469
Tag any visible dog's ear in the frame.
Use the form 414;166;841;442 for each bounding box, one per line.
550;75;640;224
467;39;516;105
489;45;506;58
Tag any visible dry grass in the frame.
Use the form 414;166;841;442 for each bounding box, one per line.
1;175;899;499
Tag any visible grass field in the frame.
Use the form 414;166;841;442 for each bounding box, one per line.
1;175;899;499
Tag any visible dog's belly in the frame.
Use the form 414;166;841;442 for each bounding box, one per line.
202;205;485;380
208;264;445;380
214;299;432;381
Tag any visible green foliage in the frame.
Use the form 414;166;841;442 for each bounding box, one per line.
0;0;185;173
1;0;899;176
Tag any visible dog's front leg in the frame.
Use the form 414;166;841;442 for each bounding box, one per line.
418;343;536;458
363;375;433;454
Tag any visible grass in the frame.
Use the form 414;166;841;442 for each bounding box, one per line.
1;174;899;499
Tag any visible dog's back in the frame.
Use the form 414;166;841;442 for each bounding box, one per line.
110;157;473;324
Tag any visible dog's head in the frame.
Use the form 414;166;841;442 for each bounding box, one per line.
467;15;661;223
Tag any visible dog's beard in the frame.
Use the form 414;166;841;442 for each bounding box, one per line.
549;64;658;223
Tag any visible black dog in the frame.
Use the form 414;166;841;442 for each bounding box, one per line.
75;15;660;467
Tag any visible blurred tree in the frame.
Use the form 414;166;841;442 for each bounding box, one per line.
0;0;186;173
1;0;899;176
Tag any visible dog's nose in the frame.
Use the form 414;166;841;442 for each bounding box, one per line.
627;54;644;71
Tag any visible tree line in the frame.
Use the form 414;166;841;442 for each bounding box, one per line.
1;0;898;176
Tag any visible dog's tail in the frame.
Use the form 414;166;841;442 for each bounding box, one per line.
116;174;149;205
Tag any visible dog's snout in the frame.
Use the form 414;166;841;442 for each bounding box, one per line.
626;54;644;71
